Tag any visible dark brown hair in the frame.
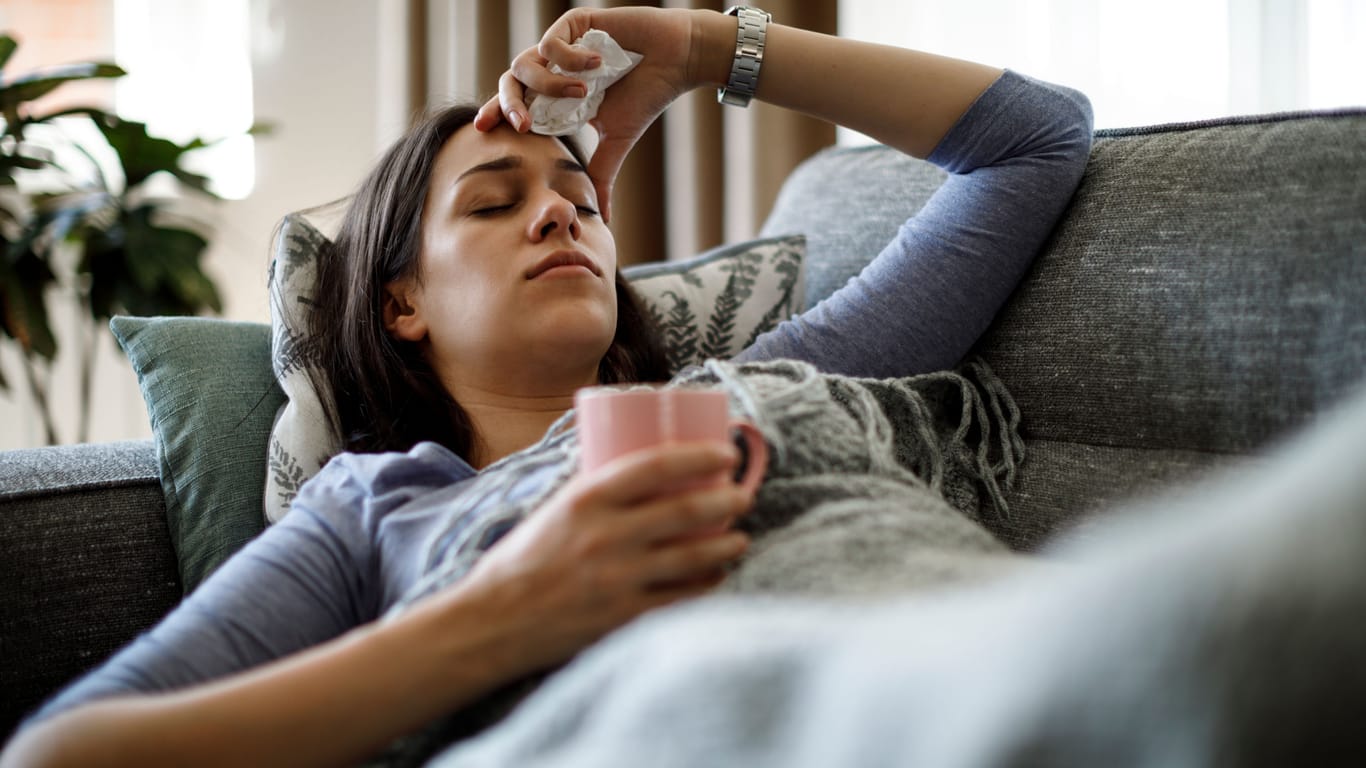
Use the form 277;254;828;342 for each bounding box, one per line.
309;103;669;458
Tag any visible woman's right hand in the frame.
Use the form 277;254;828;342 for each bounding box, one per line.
448;440;755;679
0;444;752;768
473;6;727;221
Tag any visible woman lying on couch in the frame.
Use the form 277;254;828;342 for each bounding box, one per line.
3;6;1102;766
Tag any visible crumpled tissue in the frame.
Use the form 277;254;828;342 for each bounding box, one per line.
528;29;643;137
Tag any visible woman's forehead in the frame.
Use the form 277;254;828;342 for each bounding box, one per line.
440;123;578;177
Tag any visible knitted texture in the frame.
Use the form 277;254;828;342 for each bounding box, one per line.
372;357;1025;765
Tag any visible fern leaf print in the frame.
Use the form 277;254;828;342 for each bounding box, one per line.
661;289;699;370
269;440;308;510
744;245;803;348
700;272;740;360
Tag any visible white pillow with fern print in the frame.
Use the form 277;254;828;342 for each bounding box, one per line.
623;234;806;373
263;219;804;524
265;214;342;524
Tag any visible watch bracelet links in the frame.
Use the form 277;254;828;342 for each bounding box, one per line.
718;6;770;107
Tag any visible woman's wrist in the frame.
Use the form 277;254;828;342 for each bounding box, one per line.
389;580;523;705
688;9;742;91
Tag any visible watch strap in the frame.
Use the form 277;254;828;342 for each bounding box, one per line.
718;6;771;108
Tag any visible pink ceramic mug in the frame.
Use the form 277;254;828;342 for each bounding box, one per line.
575;386;768;496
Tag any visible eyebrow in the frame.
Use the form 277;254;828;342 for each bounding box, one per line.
455;155;588;184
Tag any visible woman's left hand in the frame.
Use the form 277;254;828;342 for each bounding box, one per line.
474;6;711;221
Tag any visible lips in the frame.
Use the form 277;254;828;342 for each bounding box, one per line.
525;249;602;280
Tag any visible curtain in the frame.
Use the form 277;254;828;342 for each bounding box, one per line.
413;0;836;265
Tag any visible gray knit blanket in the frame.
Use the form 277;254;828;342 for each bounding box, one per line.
373;358;1027;766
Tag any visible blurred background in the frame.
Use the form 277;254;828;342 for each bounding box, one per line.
0;0;1362;450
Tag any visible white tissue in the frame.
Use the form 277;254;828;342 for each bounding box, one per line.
527;29;643;137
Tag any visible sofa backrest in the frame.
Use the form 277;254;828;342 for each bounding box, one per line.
762;109;1366;549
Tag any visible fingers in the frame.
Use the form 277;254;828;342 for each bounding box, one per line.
536;7;597;71
498;68;531;133
509;53;591;101
474;95;504;132
616;484;755;547
475;46;569;135
538;34;603;76
640;531;749;589
586;133;635;223
579;442;741;507
476;21;607;136
473;70;531;134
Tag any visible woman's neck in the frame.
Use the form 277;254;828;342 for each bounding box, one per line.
464;400;574;470
432;352;601;470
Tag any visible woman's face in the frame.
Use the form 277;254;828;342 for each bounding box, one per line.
389;123;618;393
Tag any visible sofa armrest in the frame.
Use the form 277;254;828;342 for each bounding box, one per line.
0;440;181;741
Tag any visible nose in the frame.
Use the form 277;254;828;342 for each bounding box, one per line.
526;189;580;243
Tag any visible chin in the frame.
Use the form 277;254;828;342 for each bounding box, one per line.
529;305;616;359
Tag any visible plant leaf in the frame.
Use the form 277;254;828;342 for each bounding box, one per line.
38;189;117;243
0;63;125;111
0;35;17;70
80;205;218;320
0;153;49;172
25;105;113;125
169;166;215;196
94;116;212;192
0;237;59;360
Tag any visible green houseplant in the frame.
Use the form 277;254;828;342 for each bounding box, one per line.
0;33;227;444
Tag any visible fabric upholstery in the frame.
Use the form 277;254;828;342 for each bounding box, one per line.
762;145;947;311
975;111;1366;454
111;316;284;593
761;110;1366;547
4;108;1364;740
0;441;180;742
986;439;1252;551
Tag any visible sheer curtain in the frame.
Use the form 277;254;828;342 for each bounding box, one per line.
413;0;837;265
837;0;1366;136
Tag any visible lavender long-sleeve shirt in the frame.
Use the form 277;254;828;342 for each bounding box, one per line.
27;70;1093;727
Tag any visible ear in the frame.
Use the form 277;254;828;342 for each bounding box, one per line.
383;280;427;342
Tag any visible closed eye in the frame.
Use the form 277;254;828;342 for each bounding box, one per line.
471;204;514;217
576;204;599;217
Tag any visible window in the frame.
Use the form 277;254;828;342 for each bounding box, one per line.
838;0;1366;140
113;0;255;199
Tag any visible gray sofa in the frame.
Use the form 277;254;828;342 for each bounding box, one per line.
2;107;1364;744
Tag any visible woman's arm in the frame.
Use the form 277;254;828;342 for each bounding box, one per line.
479;8;1093;378
476;7;1003;220
2;583;511;768
2;443;752;768
696;14;1003;159
735;71;1094;377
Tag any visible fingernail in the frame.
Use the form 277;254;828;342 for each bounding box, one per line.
586;55;602;68
564;84;586;99
509;111;524;131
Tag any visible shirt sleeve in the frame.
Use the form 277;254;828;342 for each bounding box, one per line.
20;446;463;729
734;69;1094;377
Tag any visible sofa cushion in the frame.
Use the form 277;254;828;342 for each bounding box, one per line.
762;145;947;311
0;441;180;741
111;316;283;593
976;110;1366;455
762;109;1366;545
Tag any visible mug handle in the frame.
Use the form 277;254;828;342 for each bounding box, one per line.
729;420;769;495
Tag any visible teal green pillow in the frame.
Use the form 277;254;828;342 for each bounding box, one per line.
111;316;284;593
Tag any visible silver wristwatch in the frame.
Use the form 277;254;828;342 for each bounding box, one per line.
717;6;771;108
